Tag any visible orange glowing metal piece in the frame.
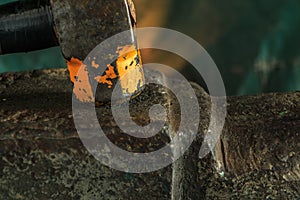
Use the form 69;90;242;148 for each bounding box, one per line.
66;44;144;102
94;64;117;88
74;67;94;102
67;57;94;102
116;44;144;95
67;57;82;83
91;60;100;69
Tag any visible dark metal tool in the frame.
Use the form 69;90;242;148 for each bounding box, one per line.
0;0;58;54
0;0;144;102
0;0;137;59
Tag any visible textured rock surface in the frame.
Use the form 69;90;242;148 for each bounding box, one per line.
0;69;299;199
0;69;172;199
175;91;300;199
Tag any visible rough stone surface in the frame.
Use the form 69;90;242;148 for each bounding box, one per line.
175;90;300;199
0;69;172;199
0;69;299;199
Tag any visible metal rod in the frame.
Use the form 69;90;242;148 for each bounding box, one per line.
0;0;58;55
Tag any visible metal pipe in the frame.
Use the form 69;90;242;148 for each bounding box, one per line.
0;0;58;54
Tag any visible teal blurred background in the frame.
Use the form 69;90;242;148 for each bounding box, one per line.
0;47;65;73
0;0;16;4
0;0;299;95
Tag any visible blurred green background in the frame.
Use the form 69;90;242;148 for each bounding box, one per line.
1;0;16;4
0;0;299;95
